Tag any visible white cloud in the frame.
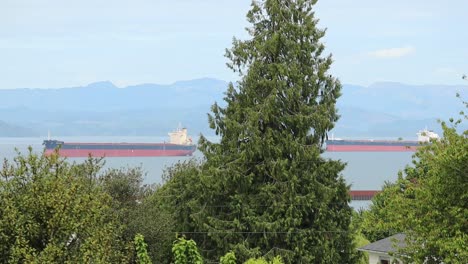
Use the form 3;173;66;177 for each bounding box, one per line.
368;46;415;58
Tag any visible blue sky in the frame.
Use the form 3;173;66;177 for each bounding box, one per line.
1;0;467;88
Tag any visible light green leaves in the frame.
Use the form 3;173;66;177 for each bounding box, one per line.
135;234;152;264
0;151;125;262
172;237;203;264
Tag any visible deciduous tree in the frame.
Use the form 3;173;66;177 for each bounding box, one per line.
0;150;125;262
100;165;177;263
134;233;152;264
172;237;203;264
362;99;468;263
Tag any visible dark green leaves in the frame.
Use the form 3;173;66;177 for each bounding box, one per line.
167;0;356;262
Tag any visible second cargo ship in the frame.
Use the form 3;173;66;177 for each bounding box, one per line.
326;129;439;152
44;127;197;157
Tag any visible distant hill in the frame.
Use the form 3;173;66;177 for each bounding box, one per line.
0;78;466;138
0;78;227;111
0;120;37;137
334;82;467;138
0;78;227;137
339;82;467;119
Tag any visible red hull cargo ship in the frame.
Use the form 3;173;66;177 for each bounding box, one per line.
326;129;439;152
44;127;196;157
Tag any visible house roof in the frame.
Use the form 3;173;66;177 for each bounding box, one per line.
359;233;406;254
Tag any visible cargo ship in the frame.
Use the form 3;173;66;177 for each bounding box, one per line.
326;129;439;152
43;127;197;157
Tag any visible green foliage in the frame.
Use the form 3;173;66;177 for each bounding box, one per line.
164;0;358;262
350;211;369;264
100;165;176;263
362;102;468;263
134;234;152;264
146;159;204;263
353;234;369;264
244;256;284;264
0;149;125;262
172;237;203;264
128;187;176;263
160;159;203;235
360;181;406;242
220;251;237;264
100;166;153;211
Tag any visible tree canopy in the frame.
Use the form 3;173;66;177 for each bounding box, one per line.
0;150;126;262
162;0;357;262
362;99;468;263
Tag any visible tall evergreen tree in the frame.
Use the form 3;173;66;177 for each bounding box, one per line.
190;0;355;262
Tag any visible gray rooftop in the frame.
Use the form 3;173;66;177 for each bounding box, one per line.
359;233;407;254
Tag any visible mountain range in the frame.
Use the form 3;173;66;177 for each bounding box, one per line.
0;78;466;139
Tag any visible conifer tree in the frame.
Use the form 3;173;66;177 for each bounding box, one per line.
186;0;356;262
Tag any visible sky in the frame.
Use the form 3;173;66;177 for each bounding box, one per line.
1;0;467;89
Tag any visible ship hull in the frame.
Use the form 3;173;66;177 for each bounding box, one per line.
349;190;379;200
43;141;197;157
326;145;418;152
44;148;195;157
326;140;422;152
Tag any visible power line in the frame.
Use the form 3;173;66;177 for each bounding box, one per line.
132;228;401;236
141;230;382;235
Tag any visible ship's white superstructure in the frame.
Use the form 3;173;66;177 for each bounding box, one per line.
168;127;193;145
417;129;439;142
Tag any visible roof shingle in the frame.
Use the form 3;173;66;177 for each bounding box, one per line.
359;233;406;254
